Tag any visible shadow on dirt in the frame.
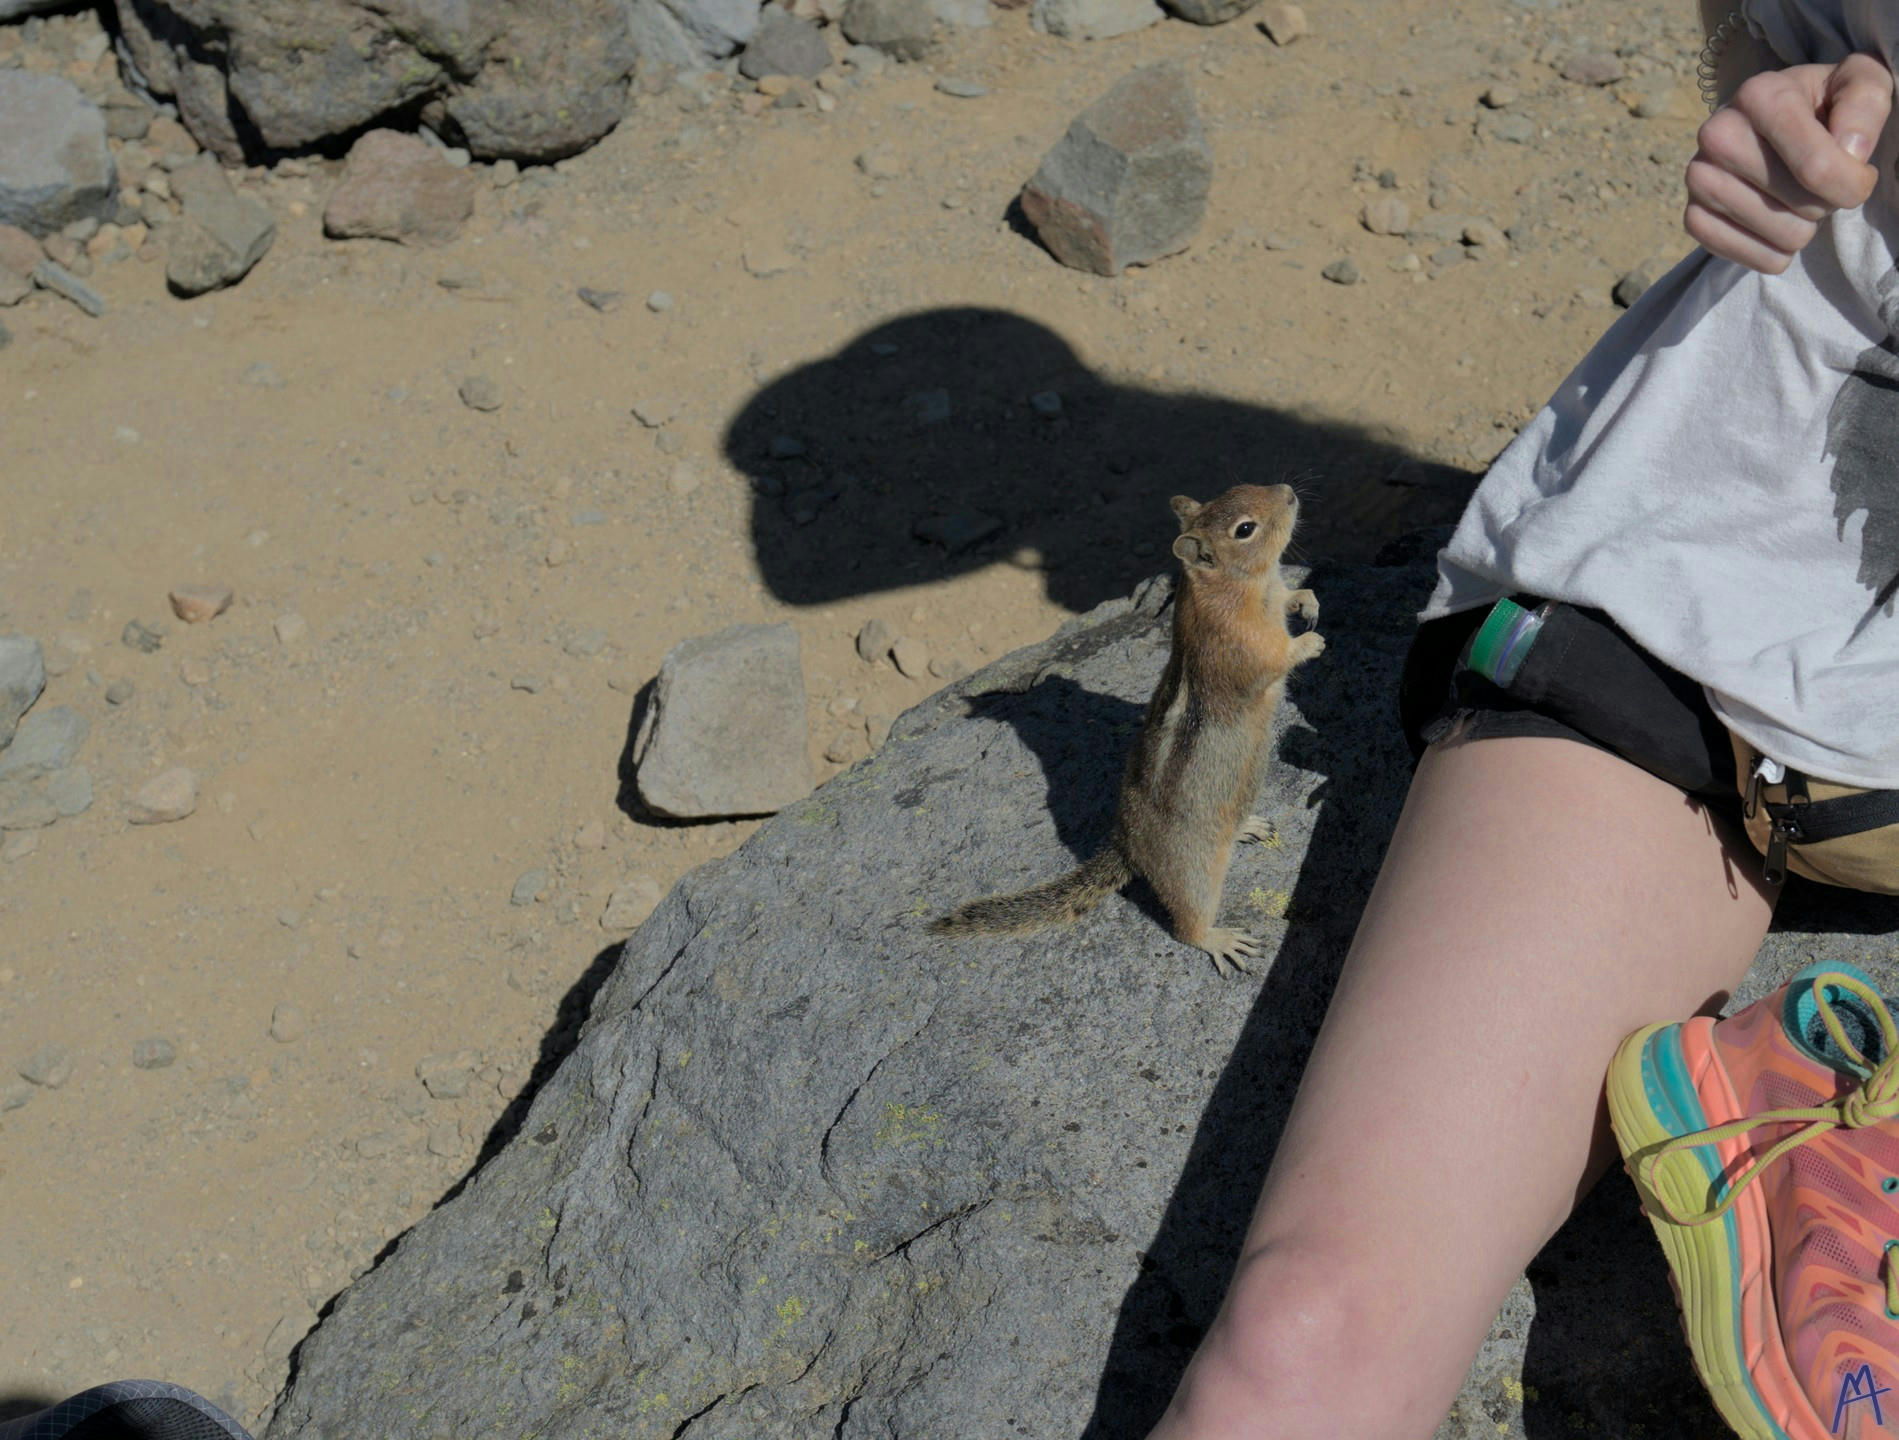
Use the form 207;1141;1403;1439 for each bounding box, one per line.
723;307;1478;615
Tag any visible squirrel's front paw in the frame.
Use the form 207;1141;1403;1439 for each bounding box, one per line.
1294;631;1326;662
1286;588;1319;624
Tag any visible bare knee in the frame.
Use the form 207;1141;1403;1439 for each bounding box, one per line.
1150;1242;1437;1440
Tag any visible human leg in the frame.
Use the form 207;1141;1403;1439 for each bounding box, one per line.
1145;733;1778;1440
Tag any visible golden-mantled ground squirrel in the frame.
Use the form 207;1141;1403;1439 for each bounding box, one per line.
934;484;1323;977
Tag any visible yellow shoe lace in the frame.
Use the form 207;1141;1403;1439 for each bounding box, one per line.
1638;973;1899;1314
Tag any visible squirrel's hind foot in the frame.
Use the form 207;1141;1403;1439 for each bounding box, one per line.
1236;814;1276;845
1201;926;1262;979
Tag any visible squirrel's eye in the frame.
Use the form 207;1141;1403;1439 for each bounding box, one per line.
1233;521;1257;540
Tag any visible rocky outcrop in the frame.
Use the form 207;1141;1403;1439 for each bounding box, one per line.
262;552;1892;1440
110;0;641;162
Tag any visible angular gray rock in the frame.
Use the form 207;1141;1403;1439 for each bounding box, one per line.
1030;0;1164;39
1159;0;1258;23
0;73;117;238
633;622;812;818
1020;64;1213;277
164;156;276;296
840;0;938;60
263;552;1835;1440
625;0;765;71
0;706;87;783
0;635;45;751
111;0;638;162
737;6;833;78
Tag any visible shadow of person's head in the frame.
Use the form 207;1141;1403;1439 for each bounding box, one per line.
723;307;1476;614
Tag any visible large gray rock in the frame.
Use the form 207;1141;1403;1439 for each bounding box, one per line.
110;0;637;162
0;73;118;239
262;552;1861;1440
164;155;276;295
0;636;45;751
1030;0;1163;40
1020;64;1213;277
633;622;812;818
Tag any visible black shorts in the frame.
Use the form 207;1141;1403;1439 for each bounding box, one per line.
1397;598;1741;812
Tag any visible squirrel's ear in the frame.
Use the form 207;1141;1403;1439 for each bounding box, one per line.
1170;495;1202;526
1172;534;1211;567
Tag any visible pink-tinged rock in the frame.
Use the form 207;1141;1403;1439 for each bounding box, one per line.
322;130;478;248
1019;64;1212;277
0;223;40;280
127;766;197;824
168;581;233;623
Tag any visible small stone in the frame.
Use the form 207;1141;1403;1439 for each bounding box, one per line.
2;832;37;861
1029;390;1063;417
31;258;105;316
491;159;520;188
132;1036;177;1069
863;712;894;750
1;1080;31;1111
0;706;87;782
905;389;952;425
510;868;548;906
416;1050;479;1099
739;7;833;79
1322;256;1362;285
427;1121;462;1158
269;1004;306;1043
600;875;664;932
437;264;484;290
578;286;622;312
545;537;573;566
168;581;234;624
856;146;903;179
1482;113;1537;145
1561;52;1625;87
323;129;478;247
1361;196;1409;236
1390;252;1421;272
743;243;796;278
20;1044;73;1088
646;290;674;313
273;613;307;644
1614;263;1660;308
510;675;546;694
563;629;609;658
354;1130;403;1159
459;375;502;412
1481;84;1517;108
163;156;275;295
1256;1;1307;43
0;782;58;831
121;619;164;653
912;511;1002;553
824;731;859;763
277;908;302;928
668;464;700;498
856;618;894;663
127;767;197;824
935;77;987;98
572;819;607;850
1463;219;1508;251
840;0;938;61
890;634;930;678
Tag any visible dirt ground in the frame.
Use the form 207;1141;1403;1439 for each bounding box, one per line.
1;0;1701;1426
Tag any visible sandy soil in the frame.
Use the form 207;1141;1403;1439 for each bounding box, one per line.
1;0;1700;1426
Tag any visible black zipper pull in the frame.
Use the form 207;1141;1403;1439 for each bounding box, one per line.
1763;813;1799;887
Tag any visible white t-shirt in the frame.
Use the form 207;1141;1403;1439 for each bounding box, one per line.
1424;0;1899;786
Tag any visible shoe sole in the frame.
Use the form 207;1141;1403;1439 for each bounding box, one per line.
1606;1019;1823;1440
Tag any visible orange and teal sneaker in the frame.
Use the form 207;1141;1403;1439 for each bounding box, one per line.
1607;962;1899;1440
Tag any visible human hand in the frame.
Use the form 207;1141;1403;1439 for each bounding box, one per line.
1685;53;1893;273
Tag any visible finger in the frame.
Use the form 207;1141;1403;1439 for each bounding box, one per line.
1824;52;1894;184
1696;103;1831;221
1683;156;1824;254
1684;199;1798;274
1735;67;1882;211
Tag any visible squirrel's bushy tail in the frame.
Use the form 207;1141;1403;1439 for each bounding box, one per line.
931;848;1132;936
